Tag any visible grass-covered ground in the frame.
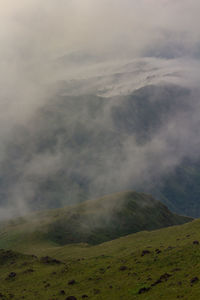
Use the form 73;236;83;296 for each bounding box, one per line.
0;191;195;299
0;218;200;299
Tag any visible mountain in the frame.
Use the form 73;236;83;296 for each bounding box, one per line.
0;191;192;250
0;208;199;299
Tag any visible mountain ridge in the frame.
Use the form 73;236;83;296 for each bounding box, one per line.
0;191;192;250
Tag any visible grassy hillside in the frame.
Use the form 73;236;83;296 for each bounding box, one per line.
0;191;191;250
0;218;200;299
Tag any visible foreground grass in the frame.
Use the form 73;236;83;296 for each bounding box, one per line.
0;219;200;299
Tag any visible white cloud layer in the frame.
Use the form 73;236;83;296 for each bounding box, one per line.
0;0;200;218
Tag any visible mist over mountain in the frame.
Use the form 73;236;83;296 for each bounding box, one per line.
1;1;200;219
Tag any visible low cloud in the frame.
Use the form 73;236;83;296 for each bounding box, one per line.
0;1;200;219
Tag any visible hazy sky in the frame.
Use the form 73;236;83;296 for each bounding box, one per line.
1;0;200;57
0;1;200;219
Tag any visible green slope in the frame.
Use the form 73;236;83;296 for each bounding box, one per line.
1;218;200;299
0;191;191;251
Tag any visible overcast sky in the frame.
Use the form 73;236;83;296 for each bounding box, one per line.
0;0;199;117
1;0;200;57
0;1;200;219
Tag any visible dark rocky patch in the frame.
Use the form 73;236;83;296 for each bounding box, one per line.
151;279;162;287
68;280;76;285
160;273;172;281
82;295;88;298
40;256;61;264
193;241;199;245
65;297;77;300
107;265;111;269
147;277;152;281
99;268;105;273
155;249;161;254
0;250;19;266
7;272;16;279
119;266;128;271
151;273;172;287
138;287;151;294
141;250;151;256
95;277;102;281
190;277;199;284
